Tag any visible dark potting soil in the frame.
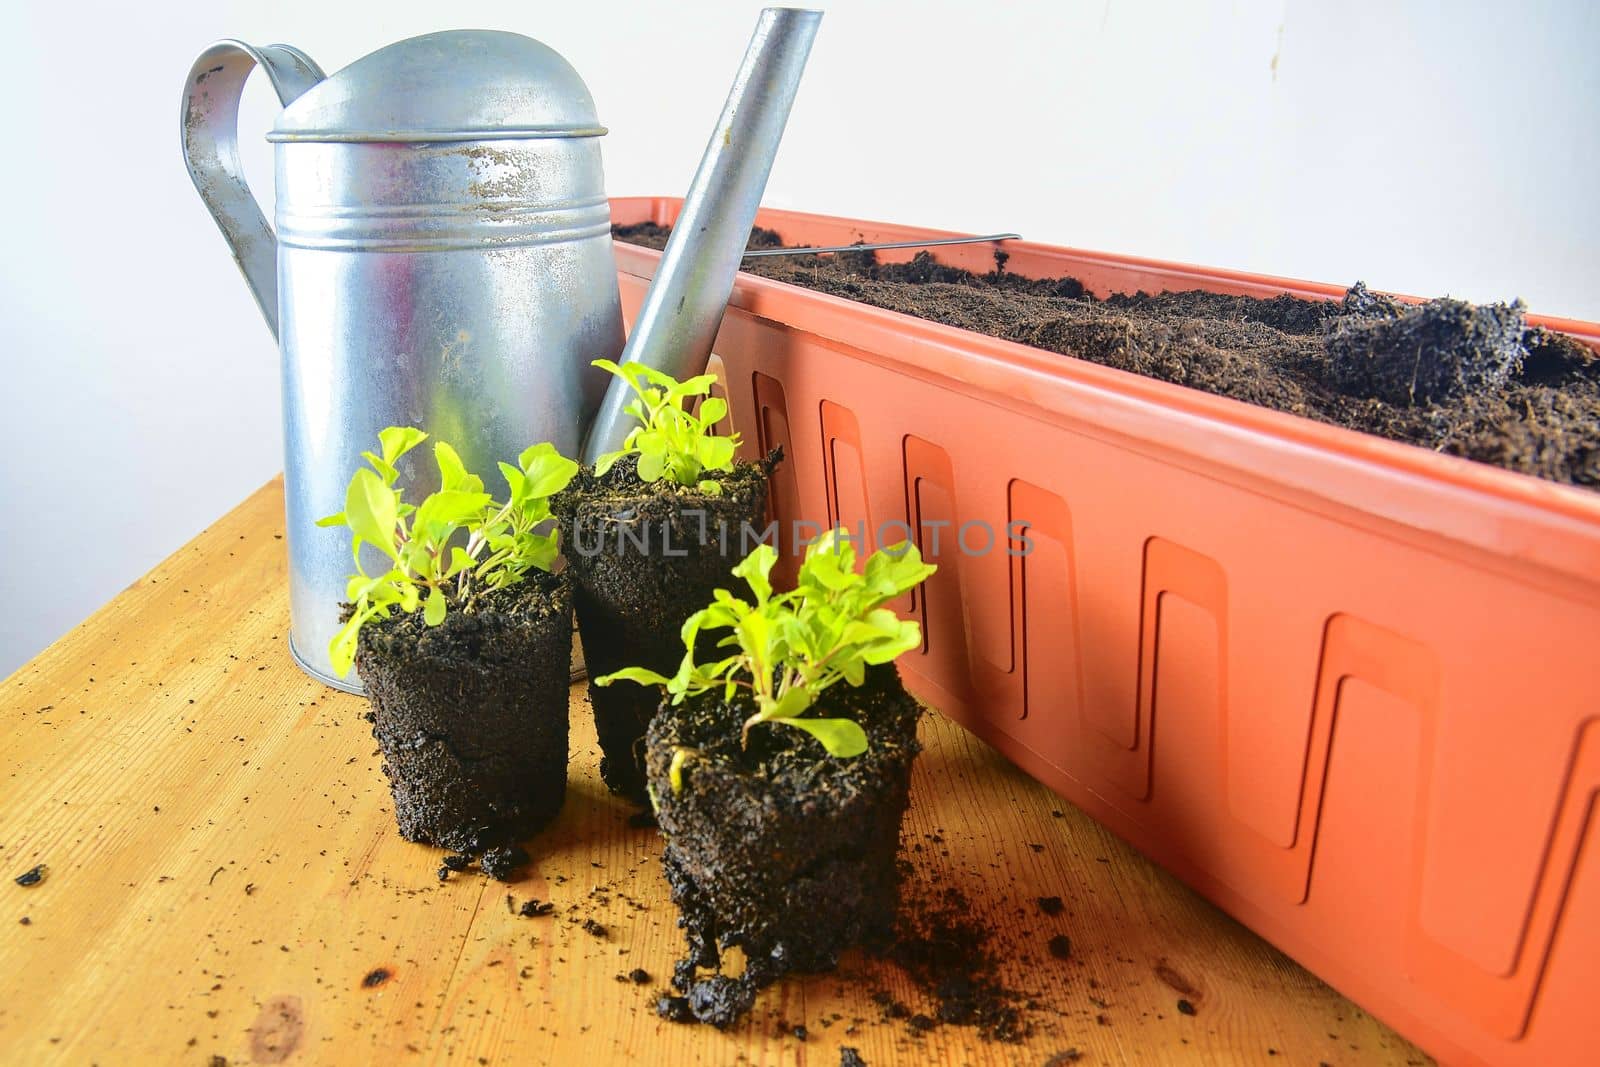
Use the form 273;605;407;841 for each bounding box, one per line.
354;572;572;865
614;222;1600;490
558;451;779;804
645;665;921;1029
872;875;1032;1042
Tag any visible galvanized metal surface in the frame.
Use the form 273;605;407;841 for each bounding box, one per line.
182;41;326;334
182;30;624;691
583;8;821;462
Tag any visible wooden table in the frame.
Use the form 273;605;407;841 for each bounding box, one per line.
0;478;1430;1066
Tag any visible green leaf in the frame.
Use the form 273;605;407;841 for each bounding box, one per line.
498;461;528;502
315;511;346;528
594;666;674;688
771;716;869;758
770;685;814;720
328;610;366;678
696;479;724;496
733;544;777;603
378;426;428;467
698;396;728;427
669;373;718;400
593;449;626;478
345;468;399;562
801;548;856;592
636;448;665;483
361;450;398;485
520;530;560;574
423;586;447;626
865;541;936;599
415;489;492;539
446;546;475;578
695;435;736;472
434;441;481;493
520;443;579;498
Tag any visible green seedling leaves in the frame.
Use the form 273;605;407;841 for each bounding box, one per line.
316;426;579;677
345;468;400;563
596;530;936;762
590;359;743;489
770;716;869;758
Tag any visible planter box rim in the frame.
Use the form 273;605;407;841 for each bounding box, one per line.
610;196;1600;591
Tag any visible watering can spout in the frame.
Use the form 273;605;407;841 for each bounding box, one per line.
181;41;327;339
582;8;823;462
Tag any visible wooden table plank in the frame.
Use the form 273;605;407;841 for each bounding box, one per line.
0;477;1430;1066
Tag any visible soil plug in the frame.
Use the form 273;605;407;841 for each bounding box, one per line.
599;530;935;1028
561;360;780;802
319;428;579;856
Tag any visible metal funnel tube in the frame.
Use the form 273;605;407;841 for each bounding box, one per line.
583;7;822;462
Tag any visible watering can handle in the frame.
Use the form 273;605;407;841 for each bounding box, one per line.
180;40;325;341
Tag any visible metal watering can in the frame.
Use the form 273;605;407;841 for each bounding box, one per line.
181;30;625;691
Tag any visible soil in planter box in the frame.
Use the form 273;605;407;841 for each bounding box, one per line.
559;452;777;804
647;665;921;1029
355;571;571;865
615;222;1600;489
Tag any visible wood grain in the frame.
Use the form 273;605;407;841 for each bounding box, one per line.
0;477;1430;1066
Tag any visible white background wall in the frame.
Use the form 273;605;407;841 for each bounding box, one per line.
2;0;1596;676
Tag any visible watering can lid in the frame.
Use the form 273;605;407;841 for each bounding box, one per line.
267;30;605;143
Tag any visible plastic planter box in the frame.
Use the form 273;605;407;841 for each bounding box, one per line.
608;197;1600;1067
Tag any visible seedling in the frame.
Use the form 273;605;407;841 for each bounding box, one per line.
597;529;935;771
317;427;578;677
590;358;740;493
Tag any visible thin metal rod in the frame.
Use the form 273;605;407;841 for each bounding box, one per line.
742;233;1022;258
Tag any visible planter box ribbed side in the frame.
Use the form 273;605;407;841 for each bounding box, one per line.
609;196;1600;1067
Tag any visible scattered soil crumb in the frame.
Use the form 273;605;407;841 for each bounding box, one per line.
839;1048;867;1067
519;899;553;918
361;968;391;989
480;845;530;882
1177;998;1198;1016
656;995;693;1023
1036;895;1065;916
1048;934;1073;961
877;876;1032;1041
14;865;44;887
685;974;754;1028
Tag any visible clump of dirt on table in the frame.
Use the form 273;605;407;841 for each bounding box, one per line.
868;875;1033;1042
614;222;1600;489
